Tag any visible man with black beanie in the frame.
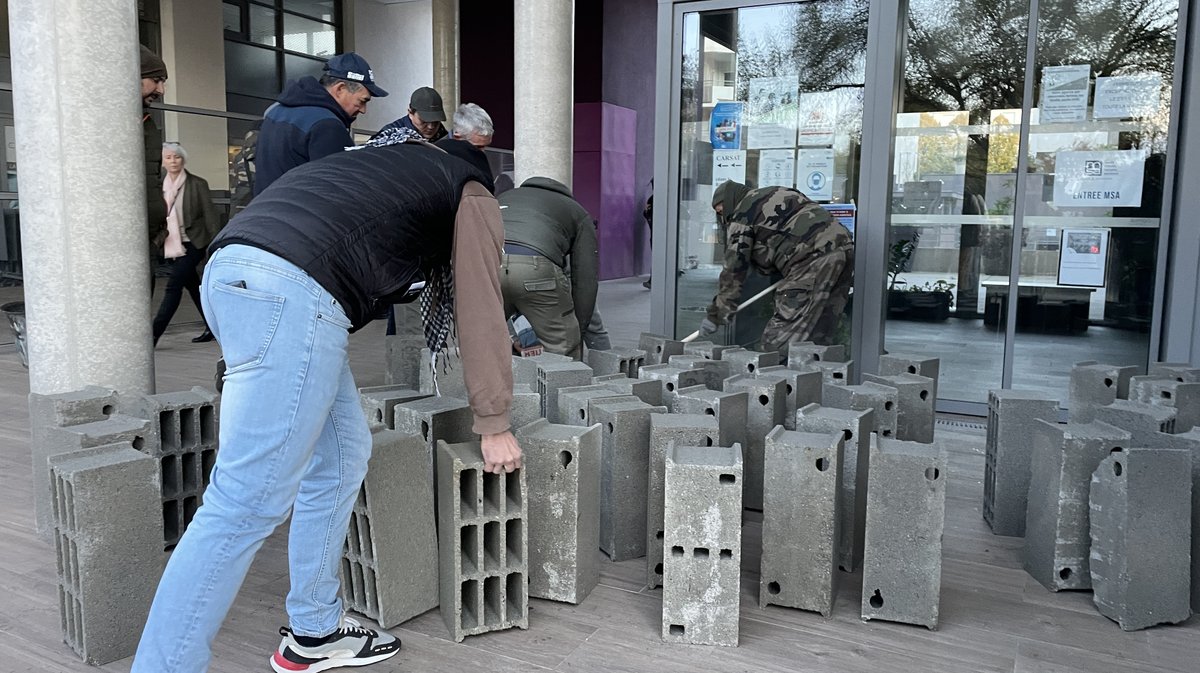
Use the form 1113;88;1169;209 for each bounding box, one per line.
140;46;169;262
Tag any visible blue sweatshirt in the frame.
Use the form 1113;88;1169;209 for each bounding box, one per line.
253;77;354;196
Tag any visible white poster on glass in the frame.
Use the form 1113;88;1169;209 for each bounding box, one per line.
1094;74;1162;119
1040;64;1091;123
1052;150;1146;207
795;92;836;146
758;149;795;188
797;148;835;202
747;76;798;149
1057;228;1110;287
712;150;747;193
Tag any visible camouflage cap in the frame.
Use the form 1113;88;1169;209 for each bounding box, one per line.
712;179;750;215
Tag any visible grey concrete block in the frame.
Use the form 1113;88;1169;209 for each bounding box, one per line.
674;386;749;450
1024;421;1131;591
1101;399;1177;445
646;414;720;589
1129;375;1200;432
757;366;823;430
668;354;733;391
343;431;438;628
1159;429;1200;611
760;428;843;615
587;348;647;378
661;444;743;647
538;361;595;423
592;399;666;561
683;340;738;361
436;440;528;642
860;436;947;629
517;420;602;604
509;388;543;433
795;403;875;572
1148;361;1200;383
721;348;780;376
723;374;787;510
393;397;476;505
983;390;1060;537
863;373;935;443
787;341;847;365
1069;362;1138;423
596;377;664;408
50;445;163;665
878;353;940;400
358;386;427;431
791;359;853;386
638;332;685;365
638;364;706;411
1089;448;1192;631
418;347;469;398
557;384;635;427
384;335;427;388
512;352;571;387
822;381;899;440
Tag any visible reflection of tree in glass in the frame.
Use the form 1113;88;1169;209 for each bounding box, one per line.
735;1;868;95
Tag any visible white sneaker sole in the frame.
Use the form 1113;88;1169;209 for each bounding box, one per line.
270;647;400;673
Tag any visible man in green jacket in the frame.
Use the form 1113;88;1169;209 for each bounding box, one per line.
498;177;598;359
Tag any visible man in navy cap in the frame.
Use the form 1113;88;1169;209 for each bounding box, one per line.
372;86;448;143
254;52;388;195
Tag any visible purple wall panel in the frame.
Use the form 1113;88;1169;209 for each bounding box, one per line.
574;102;638;280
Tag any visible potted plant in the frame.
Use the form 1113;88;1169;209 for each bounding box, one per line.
886;232;954;321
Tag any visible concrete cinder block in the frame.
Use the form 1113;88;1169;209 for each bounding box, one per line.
510;387;542;433
592;399;667;561
661;444;744;647
1089;447;1192;631
538;361;595;423
384;335;427;388
721;349;780;376
557;385;635;427
1101;400;1177;445
436;440;528;642
1069;362;1138;423
860;436;947;629
822;381;899;440
419;348;469;398
1129;375;1200;432
760;428;844;615
878;353;940;400
1148;362;1200;383
1157;429;1200;611
597;377;664;408
512;352;571;387
638;332;685;365
674;386;749;450
638;364;706;411
723;374;787;510
983;390;1060;537
646;414;720;589
393;397;476;502
668;354;733;391
862;373;935;443
358;386;427;431
50;445;164;665
757;366;823;430
587;348;647;378
794;403;875;572
342;431;438;628
1024;420;1131;591
516;420;602;604
683;340;738;361
787;341;847;365
791;359;853;386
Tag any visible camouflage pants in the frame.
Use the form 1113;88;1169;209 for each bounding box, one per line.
760;231;854;355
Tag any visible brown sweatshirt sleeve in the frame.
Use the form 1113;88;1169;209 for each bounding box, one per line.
453;181;514;435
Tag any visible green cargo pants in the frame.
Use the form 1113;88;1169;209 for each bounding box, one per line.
500;254;582;359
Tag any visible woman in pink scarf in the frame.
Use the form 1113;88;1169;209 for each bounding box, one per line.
153;142;222;346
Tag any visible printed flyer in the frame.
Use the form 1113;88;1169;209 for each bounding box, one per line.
1052;150;1146;207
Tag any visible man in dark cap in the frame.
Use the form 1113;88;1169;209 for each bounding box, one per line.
254;52;389;195
700;179;854;354
372;86;449;143
140;47;169;261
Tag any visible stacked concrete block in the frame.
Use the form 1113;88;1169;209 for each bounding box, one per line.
795;403;875;572
384;335;427;388
661;444;744;647
674;385;748;450
638;364;705;411
358;386;426;431
823;381;899;439
982;390;1060;537
863;373;935;443
510;387;543;432
1129;375;1200;432
393;396;476;493
1158;429;1200;611
592;398;667;561
756;366;823;430
557;384;636;426
646;414;721;589
419;348;468;397
786;341;847;366
1101;400;1177;445
587;347;647;378
596;376;664;408
1023;420;1130;591
760;428;844;616
683;340;738;360
860;436;947;629
512;352;571;387
722;348;780;375
724;374;787;510
668;354;732;391
638;332;685;365
343;431;438;628
537;361;595;422
1148;361;1200;383
1089;448;1192;631
1068;362;1138;423
515;420;601;604
878;353;940;400
50;444;164;664
792;358;853;386
436;440;528;642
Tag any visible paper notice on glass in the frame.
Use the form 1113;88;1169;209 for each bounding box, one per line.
712;150;747;192
1040;64;1091;123
821;203;857;237
1052;150;1146;207
709;101;743;149
1094;74;1162;119
796;92;836;146
758;149;796;188
1057;228;1109;287
747;76;798;149
797;149;835;202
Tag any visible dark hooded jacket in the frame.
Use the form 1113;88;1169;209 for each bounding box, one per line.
253;77;355;196
374;113;447;143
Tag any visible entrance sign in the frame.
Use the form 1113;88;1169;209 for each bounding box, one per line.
1057;228;1110;287
757;149;795;188
797;148;835;201
1094;74;1162;119
1052;150;1146;207
712;150;747;192
1040;65;1091;123
709;101;743;149
747;76;798;149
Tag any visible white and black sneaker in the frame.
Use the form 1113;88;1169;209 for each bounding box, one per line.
270;615;401;672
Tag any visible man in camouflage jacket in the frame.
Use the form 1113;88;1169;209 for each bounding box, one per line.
700;180;854;354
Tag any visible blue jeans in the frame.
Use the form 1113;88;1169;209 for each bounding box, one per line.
133;244;371;672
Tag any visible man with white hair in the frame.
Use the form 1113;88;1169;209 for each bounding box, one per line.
450;103;494;148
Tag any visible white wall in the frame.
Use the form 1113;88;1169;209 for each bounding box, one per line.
351;0;434;133
159;0;229;188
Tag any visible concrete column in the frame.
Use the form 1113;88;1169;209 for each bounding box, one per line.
10;1;154;395
431;0;459;125
514;0;573;186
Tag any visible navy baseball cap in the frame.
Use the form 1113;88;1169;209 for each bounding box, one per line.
323;52;389;98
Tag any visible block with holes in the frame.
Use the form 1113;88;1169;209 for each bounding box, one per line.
510;386;543;433
674;385;748;450
878;353;940;400
357;385;426;431
646;414;720;589
983;390;1060;537
384;334;427;387
721;348;780;376
760;428;843;616
393;396;475;477
1101;399;1176;445
587;347;647;378
787;341;846;366
595;376;664;408
683;340;739;361
342;430;437;628
1128;375;1200;432
1068;362;1138;423
723;374;787;511
639;332;685;365
436;440;528;642
516;419;601;603
50;444;163;664
795;403;875;572
537;361;595;422
592;398;667;561
668;354;732;391
860;435;947;629
791;358;852;386
1148;361;1200;383
557;384;637;427
1023;420;1130;591
862;372;936;443
637;364;705;411
1089;447;1192;631
512;352;571;388
756;365;823;431
661;444;744;647
29;386;121;537
822;381;899;440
